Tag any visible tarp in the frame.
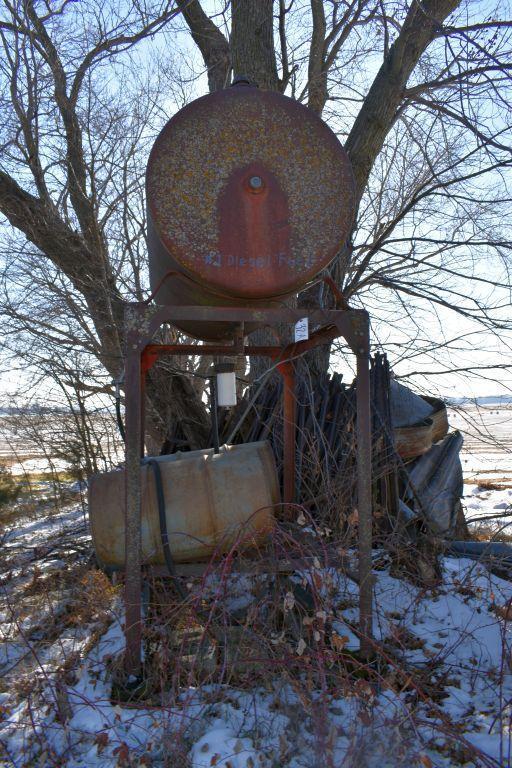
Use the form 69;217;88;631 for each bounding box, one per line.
449;541;512;569
390;380;433;427
405;431;464;536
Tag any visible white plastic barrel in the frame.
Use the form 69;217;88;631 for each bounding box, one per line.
88;441;279;568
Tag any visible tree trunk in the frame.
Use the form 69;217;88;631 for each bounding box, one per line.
231;0;280;90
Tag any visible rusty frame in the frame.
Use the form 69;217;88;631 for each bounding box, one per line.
123;303;372;675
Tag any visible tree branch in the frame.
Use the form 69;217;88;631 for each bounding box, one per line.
0;170;124;374
345;0;461;206
176;0;230;91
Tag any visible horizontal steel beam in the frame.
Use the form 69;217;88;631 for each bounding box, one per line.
127;303;369;357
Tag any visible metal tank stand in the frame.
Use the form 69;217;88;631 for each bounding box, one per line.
122;304;372;676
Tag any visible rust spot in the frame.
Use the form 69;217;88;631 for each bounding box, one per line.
217;162;291;298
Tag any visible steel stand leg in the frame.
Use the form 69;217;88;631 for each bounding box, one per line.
124;348;143;677
279;361;296;506
356;351;373;658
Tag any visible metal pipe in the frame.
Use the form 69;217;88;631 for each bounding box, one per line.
356;351;373;659
113;377;126;443
210;376;220;454
140;368;146;458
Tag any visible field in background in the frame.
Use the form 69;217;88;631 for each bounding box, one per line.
0;411;122;477
1;404;512;484
448;404;512;486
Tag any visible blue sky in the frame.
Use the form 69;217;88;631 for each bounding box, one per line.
0;0;511;403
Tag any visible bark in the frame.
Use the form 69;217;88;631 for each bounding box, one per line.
0;167;208;450
231;0;280;89
306;0;460;371
307;0;328;114
24;1;107;257
0;1;210;451
180;0;462;381
1;0;467;453
145;365;210;452
307;1;370;116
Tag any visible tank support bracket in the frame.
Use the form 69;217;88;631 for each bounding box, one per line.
123;303;372;675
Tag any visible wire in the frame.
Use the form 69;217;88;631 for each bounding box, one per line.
144;458;187;601
113;377;126;443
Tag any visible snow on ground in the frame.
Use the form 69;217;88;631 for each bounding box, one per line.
0;493;510;767
0;499;90;680
8;458;71;477
463;484;512;536
1;412;512;768
1;555;511;767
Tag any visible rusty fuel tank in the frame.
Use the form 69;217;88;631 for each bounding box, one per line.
146;83;355;340
89;441;279;568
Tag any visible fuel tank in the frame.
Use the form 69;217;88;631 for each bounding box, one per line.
146;84;355;340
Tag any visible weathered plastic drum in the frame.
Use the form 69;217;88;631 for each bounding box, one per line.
89;441;279;568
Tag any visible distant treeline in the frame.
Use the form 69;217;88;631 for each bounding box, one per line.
447;396;512;407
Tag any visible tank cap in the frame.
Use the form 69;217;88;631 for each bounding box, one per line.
231;74;259;88
248;175;263;190
215;362;235;374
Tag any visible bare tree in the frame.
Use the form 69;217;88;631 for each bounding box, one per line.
0;1;511;453
0;0;211;449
